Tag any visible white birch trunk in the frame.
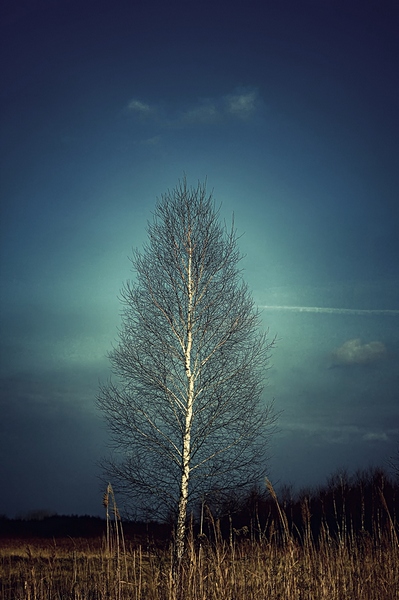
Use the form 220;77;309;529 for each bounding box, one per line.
175;234;195;562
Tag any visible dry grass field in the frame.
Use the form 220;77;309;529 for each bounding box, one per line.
1;526;397;599
1;472;398;599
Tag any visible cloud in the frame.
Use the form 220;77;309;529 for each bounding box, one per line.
282;422;364;443
330;338;387;367
127;99;153;115
225;90;259;119
140;135;161;146
259;305;399;315
280;421;397;446
179;89;261;125
181;102;219;124
363;432;389;442
125;88;261;128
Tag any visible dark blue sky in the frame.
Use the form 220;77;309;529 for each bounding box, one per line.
1;0;398;517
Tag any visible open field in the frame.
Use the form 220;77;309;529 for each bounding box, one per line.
1;527;398;599
1;471;398;599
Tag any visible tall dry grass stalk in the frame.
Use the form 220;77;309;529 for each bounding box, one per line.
102;482;128;597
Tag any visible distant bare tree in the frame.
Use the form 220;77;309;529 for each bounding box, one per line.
97;178;276;563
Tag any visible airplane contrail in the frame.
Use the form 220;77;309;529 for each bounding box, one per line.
258;305;399;316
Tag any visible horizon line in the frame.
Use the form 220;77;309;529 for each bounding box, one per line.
258;305;399;316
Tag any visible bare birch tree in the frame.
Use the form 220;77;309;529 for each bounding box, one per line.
97;179;276;561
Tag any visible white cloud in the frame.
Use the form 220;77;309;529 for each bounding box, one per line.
280;423;397;446
127;99;153;115
140;135;161;146
363;432;389;442
181;102;219;124
281;422;363;443
331;338;387;366
225;90;259;119
180;89;260;125
124;88;261;128
259;305;399;316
